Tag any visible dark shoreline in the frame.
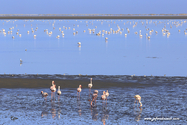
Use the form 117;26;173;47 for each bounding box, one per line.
0;16;187;19
0;78;146;89
0;74;186;88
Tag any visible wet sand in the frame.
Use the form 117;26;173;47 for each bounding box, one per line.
0;15;187;19
0;77;154;89
0;75;186;124
0;74;185;88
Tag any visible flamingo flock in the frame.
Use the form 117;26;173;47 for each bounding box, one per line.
41;78;143;109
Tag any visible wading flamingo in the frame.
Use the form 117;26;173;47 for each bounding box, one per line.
91;90;98;107
57;86;61;100
88;78;93;95
50;81;56;101
77;85;82;98
105;90;109;105
134;95;142;108
41;91;48;101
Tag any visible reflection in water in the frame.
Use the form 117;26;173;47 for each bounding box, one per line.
58;108;61;119
41;111;48;118
77;100;82;116
134;107;142;122
101;106;109;125
51;101;56;119
91;107;98;121
58;99;61;119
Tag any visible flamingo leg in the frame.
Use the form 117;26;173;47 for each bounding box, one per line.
51;92;53;101
106;98;107;105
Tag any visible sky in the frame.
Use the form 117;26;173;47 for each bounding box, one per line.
0;0;186;14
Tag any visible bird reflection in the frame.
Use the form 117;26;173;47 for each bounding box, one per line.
58;108;61;119
51;101;56;119
41;111;48;118
133;106;142;122
91;107;98;121
78;45;81;51
57;99;61;119
77;99;82;116
101;105;109;125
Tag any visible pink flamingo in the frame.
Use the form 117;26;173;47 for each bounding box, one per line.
41;91;48;101
77;85;82;99
90;90;98;107
101;91;106;100
105;90;109;105
134;95;142;108
50;81;56;101
88;78;93;94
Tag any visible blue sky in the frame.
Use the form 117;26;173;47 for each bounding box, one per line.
0;0;186;14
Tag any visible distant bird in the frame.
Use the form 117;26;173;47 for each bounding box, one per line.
56;35;60;38
20;59;22;64
90;90;98;107
57;86;61;95
77;85;82;98
134;95;142;108
88;78;93;93
94;90;98;94
105;90;109;99
41;91;48;101
101;91;106;100
50;82;56;100
12;36;15;39
34;35;36;38
77;42;81;45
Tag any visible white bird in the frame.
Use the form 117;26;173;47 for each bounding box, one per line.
41;91;48;101
105;90;109;98
56;35;60;38
88;78;93;88
57;86;61;95
50;81;56;100
134;95;142;108
20;59;22;63
94;90;98;94
90;90;98;107
77;42;81;45
77;85;82;98
101;91;106;100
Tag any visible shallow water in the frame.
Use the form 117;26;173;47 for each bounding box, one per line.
0;76;186;124
1;19;187;76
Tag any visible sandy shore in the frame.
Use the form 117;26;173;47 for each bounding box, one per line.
0;78;155;89
0;16;187;19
